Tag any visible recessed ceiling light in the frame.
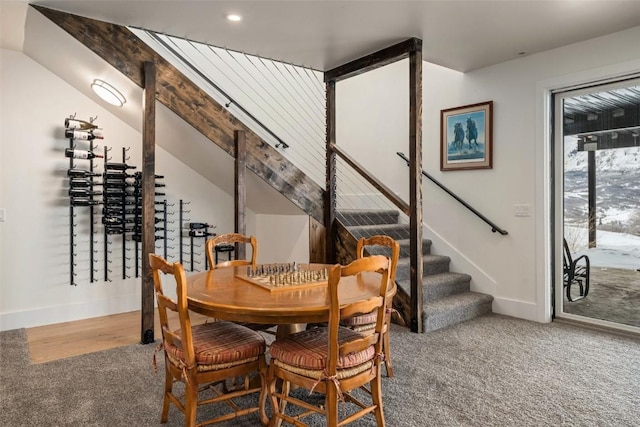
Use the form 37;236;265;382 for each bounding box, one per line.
226;14;242;22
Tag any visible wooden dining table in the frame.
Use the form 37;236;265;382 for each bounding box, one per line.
186;263;389;334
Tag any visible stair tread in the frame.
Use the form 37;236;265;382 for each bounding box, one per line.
425;292;494;314
397;254;450;265
347;223;408;231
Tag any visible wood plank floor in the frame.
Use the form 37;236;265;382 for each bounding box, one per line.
27;310;209;364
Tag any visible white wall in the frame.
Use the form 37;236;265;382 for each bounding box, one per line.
255;214;309;265
0;48;257;330
337;26;640;322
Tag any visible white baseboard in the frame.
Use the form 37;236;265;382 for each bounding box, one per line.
492;297;545;323
0;298;140;331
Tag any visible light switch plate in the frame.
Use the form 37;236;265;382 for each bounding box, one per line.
513;204;530;217
0;208;5;222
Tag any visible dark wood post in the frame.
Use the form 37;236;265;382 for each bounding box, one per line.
235;130;247;259
588;151;596;248
141;61;156;344
409;45;424;333
325;80;337;264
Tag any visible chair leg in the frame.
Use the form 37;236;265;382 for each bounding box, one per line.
370;365;385;426
267;364;282;427
258;358;269;426
326;380;339;427
184;377;198;427
383;330;393;378
160;368;173;423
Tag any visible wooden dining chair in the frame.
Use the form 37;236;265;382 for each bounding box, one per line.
205;233;276;335
267;255;391;427
340;235;400;377
150;254;269;426
205;232;257;269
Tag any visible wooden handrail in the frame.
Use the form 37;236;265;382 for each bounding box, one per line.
330;144;411;216
397;152;508;235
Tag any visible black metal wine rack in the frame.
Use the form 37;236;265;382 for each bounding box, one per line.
64;115;175;285
66;115;102;286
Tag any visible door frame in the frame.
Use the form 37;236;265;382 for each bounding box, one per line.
550;78;640;334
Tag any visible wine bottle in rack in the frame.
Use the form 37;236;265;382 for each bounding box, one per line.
102;217;135;225
65;118;100;131
103;171;135;179
65;129;104;140
105;228;134;235
103;181;134;188
69;188;103;197
134;217;164;224
189;229;215;237
131;234;164;242
133;172;165;179
189;222;211;229
67;168;101;178
69;179;104;187
104;162;136;171
70;198;103;206
65;148;104;160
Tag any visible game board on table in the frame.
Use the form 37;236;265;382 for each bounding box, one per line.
236;262;328;293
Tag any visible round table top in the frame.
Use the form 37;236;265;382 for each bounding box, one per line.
186;264;387;325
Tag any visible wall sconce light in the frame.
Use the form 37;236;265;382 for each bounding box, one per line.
91;79;126;107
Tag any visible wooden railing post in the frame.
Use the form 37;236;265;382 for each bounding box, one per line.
409;45;424;333
325;80;337;264
141;60;156;344
235;130;247;259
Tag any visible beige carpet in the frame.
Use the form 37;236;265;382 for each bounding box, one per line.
1;314;639;426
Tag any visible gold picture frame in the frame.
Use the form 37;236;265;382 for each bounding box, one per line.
440;101;493;171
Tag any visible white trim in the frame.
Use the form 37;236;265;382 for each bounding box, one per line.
535;57;640;326
492;297;540;322
0;297;140;331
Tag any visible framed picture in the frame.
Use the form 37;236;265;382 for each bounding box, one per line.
440;101;493;171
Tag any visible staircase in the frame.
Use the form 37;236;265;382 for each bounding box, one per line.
337;210;493;332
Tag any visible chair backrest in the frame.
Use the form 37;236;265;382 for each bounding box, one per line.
563;238;573;272
149;254;195;367
356;235;400;284
205;233;258;269
326;255;390;375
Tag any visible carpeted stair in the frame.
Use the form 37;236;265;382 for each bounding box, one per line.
337;209;493;332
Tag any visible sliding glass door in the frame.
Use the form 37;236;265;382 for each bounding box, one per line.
553;78;640;331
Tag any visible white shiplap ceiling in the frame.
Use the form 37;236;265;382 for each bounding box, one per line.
23;0;640;72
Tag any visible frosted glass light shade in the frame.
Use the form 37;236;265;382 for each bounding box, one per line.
91;79;126;107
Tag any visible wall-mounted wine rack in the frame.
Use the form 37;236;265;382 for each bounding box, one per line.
63;115;220;286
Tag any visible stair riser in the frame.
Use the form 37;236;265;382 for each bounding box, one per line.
398;240;432;257
365;239;432;258
424;279;471;302
395;259;450;282
349;225;411;241
423;301;492;332
338;211;399;226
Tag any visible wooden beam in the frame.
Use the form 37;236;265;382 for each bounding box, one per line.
141;61;156;344
308;217;326;264
235;130;247;260
33;5;324;222
325;81;337;264
409;48;424;333
588;151;596;248
324;38;422;83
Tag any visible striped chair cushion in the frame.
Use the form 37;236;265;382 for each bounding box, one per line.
340;311;377;327
166;321;266;366
269;327;374;370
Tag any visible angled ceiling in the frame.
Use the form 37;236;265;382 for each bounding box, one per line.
23;0;640;72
